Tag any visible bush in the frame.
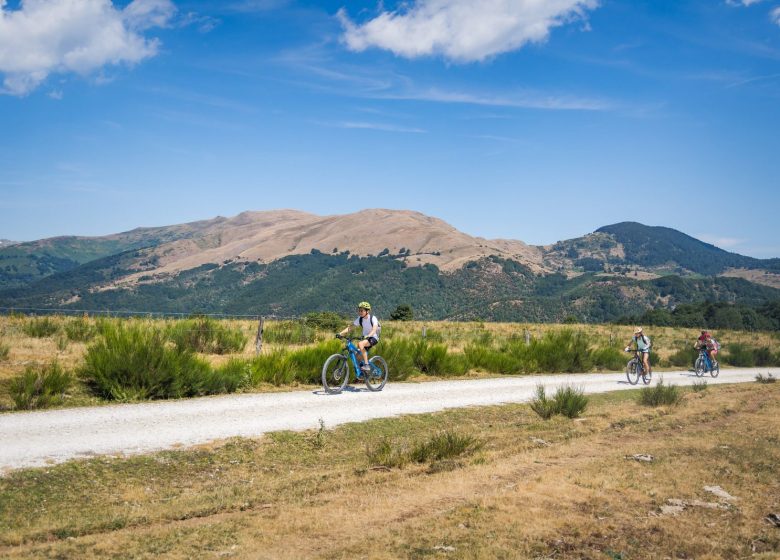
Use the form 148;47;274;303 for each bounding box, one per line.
263;321;317;345
366;438;409;469
80;322;219;400
590;346;625;371
529;385;557;419
409;431;482;463
167;317;247;354
389;304;414;321
530;384;589;419
23;317;60;338
755;373;777;384
722;343;755;367
668;347;696;368
638;379;683;407
10;361;72;410
64;317;97;342
553;385;588;418
303;311;347;331
691;379;708;392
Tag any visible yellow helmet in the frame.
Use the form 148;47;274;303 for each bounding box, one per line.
358;301;371;311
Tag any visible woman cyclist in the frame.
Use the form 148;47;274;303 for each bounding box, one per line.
625;327;652;376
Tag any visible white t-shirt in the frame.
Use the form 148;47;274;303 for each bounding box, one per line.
353;314;381;339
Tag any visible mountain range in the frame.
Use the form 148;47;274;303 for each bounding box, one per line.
1;209;779;325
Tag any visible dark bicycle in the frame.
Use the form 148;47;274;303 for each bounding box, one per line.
626;349;652;385
321;335;388;394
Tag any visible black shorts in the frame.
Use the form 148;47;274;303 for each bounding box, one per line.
365;337;378;348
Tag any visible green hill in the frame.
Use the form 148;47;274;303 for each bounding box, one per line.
595;222;780;275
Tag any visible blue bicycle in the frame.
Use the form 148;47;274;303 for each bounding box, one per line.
322;335;388;394
694;349;720;377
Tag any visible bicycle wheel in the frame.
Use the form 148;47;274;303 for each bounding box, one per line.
364;356;388;392
642;366;652;385
322;354;349;394
710;361;720;378
694;357;705;377
626;359;640;385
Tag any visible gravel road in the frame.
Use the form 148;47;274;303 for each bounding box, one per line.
0;368;773;472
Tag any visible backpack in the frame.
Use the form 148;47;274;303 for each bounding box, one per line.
710;338;720;351
359;313;381;336
640;334;652;349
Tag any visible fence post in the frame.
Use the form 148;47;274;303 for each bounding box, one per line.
255;316;264;355
422;326;427;339
524;328;530;345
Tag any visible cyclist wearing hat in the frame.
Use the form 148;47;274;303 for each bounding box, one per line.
339;301;381;373
694;330;719;367
625;327;652;376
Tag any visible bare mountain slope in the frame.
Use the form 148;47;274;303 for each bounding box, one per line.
116;209;546;285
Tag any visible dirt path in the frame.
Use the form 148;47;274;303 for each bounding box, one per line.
0;368;771;472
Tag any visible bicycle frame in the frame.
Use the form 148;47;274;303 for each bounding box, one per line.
698;349;714;370
341;337;377;378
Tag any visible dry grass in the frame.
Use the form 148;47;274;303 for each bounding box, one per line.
1;383;778;559
1;315;778;410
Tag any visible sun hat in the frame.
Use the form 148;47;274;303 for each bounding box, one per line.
634;327;643;334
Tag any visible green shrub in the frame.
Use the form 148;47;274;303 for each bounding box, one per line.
167;317;247;354
0;340;9;362
23;317;60;338
691;379;708;392
755;373;776;384
286;340;343;384
529;385;557;419
263;321;317;345
638;379;683;407
553;385;588;418
366;438;408;469
590;346;625;371
80;322;216;401
752;347;776;367
409;431;482;463
722;343;755;367
64;317;97;342
668;347;696;368
248;349;295;386
376;337;417;380
10;361;72;410
303;311;348;331
411;340;467;376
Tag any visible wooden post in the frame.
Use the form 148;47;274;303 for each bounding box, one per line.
524;328;530;345
422;326;427;339
255;316;264;355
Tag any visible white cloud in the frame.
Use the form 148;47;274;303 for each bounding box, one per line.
0;0;175;96
726;0;766;6
772;6;780;25
338;0;599;62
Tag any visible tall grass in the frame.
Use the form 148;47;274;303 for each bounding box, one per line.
23;317;60;338
79;321;238;400
166;317;247;354
530;384;589;419
0;340;9;362
410;431;483;463
638;379;683;407
262;321;319;345
10;361;72;410
64;317;97;342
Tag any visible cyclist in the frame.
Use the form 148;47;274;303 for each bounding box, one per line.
625;327;652;376
338;301;381;374
694;330;719;368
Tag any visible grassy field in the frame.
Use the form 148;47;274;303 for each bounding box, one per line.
0;382;778;558
1;314;779;411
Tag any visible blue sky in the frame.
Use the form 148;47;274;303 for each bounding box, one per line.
1;0;779;258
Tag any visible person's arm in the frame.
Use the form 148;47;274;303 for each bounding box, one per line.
366;317;378;338
339;321;353;337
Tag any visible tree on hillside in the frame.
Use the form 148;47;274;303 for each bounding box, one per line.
390;304;414;321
